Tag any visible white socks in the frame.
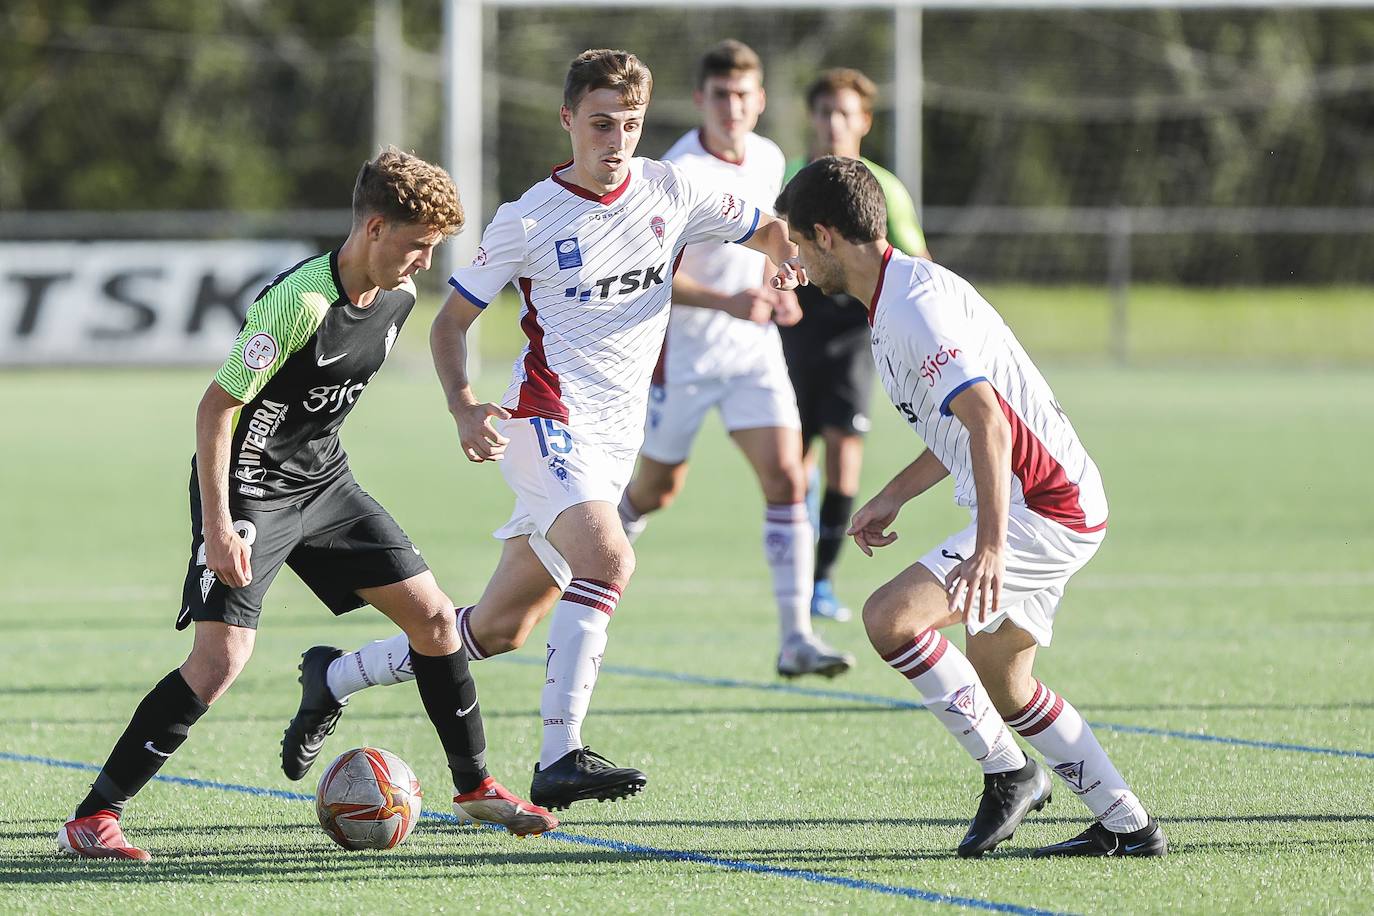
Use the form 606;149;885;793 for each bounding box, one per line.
883;629;1027;775
326;634;414;703
764;502;815;645
539;578;619;769
618;491;648;544
1007;680;1149;833
324;606;488;703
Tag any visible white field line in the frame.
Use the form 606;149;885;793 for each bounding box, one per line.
8;569;1374;605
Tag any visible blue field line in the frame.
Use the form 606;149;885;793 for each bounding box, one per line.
2;751;1071;916
498;657;1374;761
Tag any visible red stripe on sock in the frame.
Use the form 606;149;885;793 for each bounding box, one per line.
904;634;948;678
881;629;935;666
562;590;617;616
1015;693;1064;737
570;578;622;602
1007;681;1049;728
457;606;488;660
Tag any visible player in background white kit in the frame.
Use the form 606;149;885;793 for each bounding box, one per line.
616;41;854;680
775;158;1167;859
284;50;809;812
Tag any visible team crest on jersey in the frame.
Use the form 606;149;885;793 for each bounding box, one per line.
555;237;583;269
1053;760;1086;790
719;193;743;220
649;216;666;246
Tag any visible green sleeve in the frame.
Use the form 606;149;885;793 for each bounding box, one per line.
213;285;330;402
864;158;927;257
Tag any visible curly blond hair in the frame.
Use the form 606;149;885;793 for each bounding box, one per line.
352;147;465;237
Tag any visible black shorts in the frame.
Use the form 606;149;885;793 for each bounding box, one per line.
780;323;876;442
177;469;429;630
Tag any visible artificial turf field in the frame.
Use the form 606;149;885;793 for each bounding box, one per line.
2;339;1372;912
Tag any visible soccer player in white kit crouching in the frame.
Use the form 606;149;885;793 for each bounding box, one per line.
616;40;853;680
280;49;809;811
774;157;1168;858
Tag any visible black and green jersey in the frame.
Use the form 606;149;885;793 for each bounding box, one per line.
783;156;927;337
207;249;417;509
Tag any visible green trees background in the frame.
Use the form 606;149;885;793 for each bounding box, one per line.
4;2;1371;281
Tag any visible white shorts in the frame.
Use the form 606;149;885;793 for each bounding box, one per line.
494;417;637;541
640;364;801;465
917;505;1105;647
491;417;637;587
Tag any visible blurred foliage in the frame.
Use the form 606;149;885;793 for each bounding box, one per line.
2;3;1372;282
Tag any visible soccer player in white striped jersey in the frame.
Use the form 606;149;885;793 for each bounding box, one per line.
615;40;853;680
774;157;1167;859
288;49;807;811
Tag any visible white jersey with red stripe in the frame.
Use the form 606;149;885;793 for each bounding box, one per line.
660;130;787;385
448;157;763;451
868;247;1108;533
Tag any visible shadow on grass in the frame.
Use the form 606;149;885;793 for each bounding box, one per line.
0;704;903;729
588;812;1374;830
1083;701;1374;713
6;812;1373;883
0;823;673;886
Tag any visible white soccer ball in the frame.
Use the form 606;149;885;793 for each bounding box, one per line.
315;746;423;850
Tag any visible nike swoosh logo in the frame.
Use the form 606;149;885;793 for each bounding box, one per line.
455;700;478;717
317;352;348;366
144;741;172;758
1123;842;1151;853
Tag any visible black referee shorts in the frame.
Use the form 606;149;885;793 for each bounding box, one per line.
781;323;877;443
176;470;429;630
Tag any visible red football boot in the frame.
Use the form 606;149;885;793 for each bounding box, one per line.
57;811;151;861
454;777;559;837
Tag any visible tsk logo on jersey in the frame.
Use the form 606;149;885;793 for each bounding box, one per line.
555;237;583;269
649;216;666;246
919;345;962;387
234;399;288;490
564;264;667;302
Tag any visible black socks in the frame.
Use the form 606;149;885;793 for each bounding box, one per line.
409;645;489;794
74;669;209;819
815;489;854;582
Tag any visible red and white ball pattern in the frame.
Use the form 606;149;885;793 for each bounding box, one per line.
315;747;422;850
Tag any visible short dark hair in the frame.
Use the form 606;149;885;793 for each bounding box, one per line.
774;156;886;243
805;67;878;114
564;48;653;111
352;146;464;236
695;39;763;88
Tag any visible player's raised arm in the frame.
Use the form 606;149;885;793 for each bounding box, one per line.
740;213;807;291
671;264;788;326
431;288;510;463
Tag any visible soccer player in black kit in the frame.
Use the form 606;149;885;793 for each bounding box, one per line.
58;149;557;860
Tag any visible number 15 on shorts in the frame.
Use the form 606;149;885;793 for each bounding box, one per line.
531;418;573;457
